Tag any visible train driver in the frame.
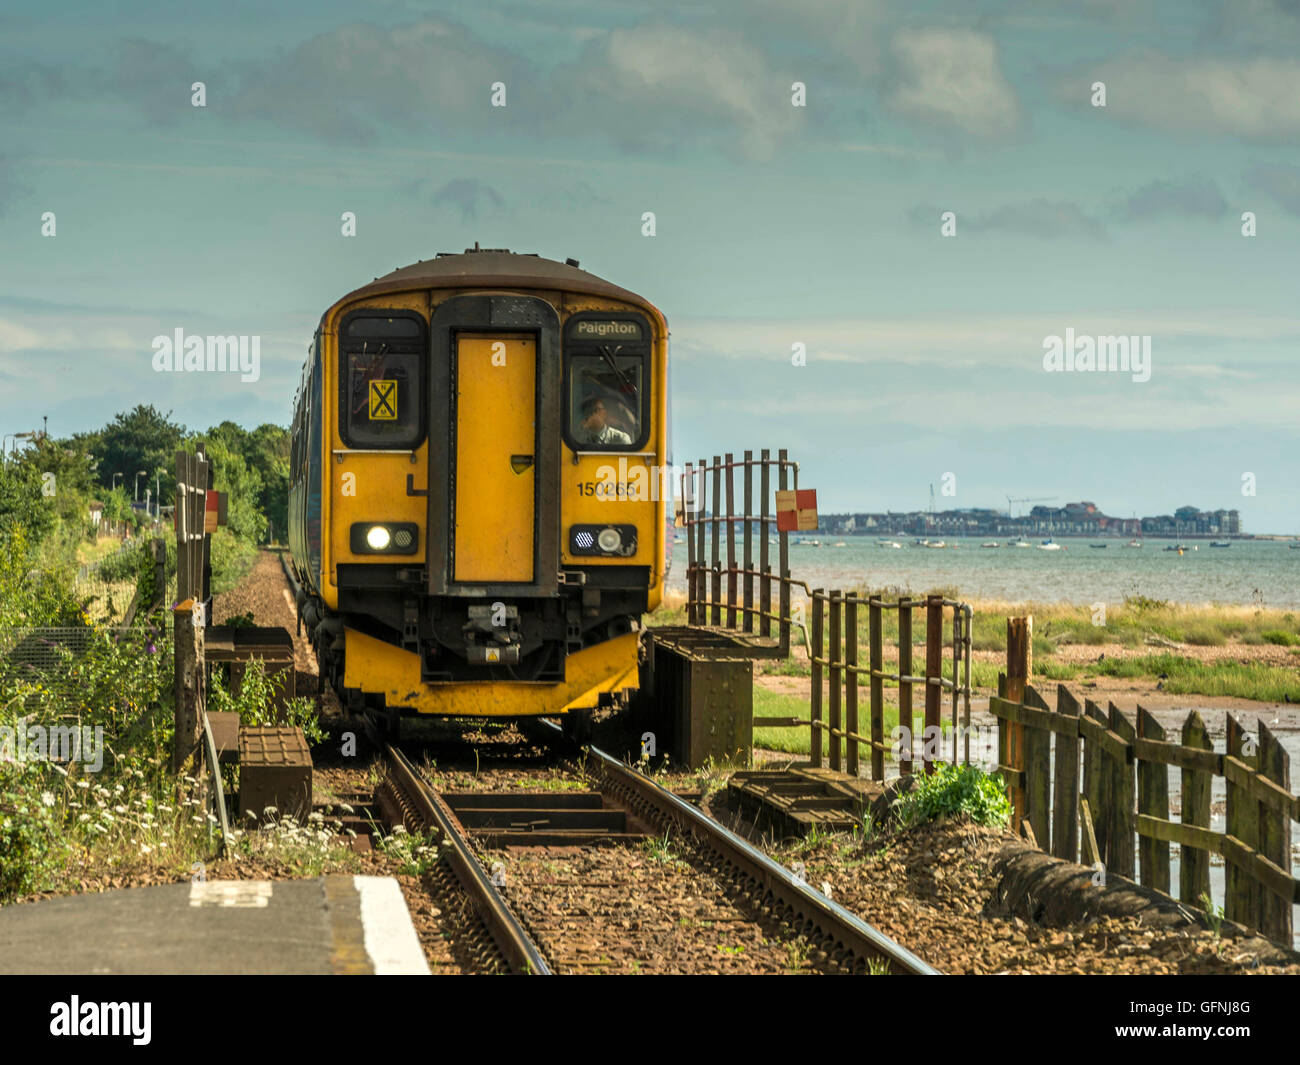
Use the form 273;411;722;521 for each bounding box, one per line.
578;395;632;447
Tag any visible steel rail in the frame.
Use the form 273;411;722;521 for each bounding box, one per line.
383;743;552;975
540;720;940;975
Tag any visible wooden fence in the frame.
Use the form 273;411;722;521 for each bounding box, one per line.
678;451;973;778
806;591;972;779
990;619;1296;945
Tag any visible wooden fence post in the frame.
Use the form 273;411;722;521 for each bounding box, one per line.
1108;703;1136;880
1179;710;1213;907
172;598;205;773
844;595;859;778
1004;617;1032;826
1052;686;1081;862
897;601;913;777
1256;722;1290;944
924;595;943;775
710;455;721;626
1022;685;1052;850
1224;713;1257;927
149;538;166;611
1082;699;1110;866
828;590;842;773
1136;706;1170;895
724;452;737;629
810;590;824;769
868;597;884;781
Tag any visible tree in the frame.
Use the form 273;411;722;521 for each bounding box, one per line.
98;405;186;506
0;459;55;544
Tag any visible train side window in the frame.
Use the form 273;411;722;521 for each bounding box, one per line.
338;312;426;449
568;357;642;448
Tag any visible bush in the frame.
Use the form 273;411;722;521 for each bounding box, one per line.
1262;630;1298;647
207;660;323;743
893;763;1011;830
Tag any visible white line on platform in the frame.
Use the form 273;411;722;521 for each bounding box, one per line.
282;588;294;613
353;876;431;975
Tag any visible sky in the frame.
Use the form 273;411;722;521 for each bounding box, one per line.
1;0;1298;530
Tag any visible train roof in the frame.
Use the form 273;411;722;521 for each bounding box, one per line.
329;246;662;321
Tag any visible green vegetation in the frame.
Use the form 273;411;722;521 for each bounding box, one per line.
1086;653;1300;703
207;660;325;744
892;764;1011;829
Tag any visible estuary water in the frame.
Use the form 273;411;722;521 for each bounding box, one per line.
666;537;1300;608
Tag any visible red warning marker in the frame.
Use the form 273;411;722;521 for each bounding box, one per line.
775;489;818;532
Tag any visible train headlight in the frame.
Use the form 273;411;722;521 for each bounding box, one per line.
568;524;637;557
350;522;419;555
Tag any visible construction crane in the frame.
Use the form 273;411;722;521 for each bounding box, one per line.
1006;495;1056;518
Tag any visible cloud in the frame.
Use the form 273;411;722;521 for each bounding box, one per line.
1112;177;1228;220
1067;51;1300;142
429;178;505;220
1247;163;1300;215
887;29;1021;139
228;20;531;143
909;199;1106;239
547;23;800;160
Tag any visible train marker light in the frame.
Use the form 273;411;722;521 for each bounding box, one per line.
597;527;622;553
366;525;391;550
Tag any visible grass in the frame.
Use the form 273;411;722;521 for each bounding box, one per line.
1085;653;1300;703
649;594;1300;660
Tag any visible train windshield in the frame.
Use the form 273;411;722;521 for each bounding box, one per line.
569;354;641;448
340;313;425;449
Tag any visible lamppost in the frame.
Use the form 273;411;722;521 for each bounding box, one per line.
112;472;123;491
134;470;148;502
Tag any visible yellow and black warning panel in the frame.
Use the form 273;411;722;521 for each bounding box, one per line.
369;379;398;420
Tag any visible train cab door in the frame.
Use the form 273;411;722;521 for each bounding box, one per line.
452;335;537;583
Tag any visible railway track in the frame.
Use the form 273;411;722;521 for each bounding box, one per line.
281;548;937;974
375;730;939;976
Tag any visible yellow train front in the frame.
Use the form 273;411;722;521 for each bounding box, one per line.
287;248;668;736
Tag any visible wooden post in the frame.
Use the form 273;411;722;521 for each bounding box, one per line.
1082;699;1109;867
1004;617;1032;825
924;595;943;774
1023;685;1052;851
695;458;707;625
710;455;721;626
724;452;736;629
1224;713;1257;927
758;450;771;638
845;595;859;778
810;590;824;769
1179;710;1213;907
1108;703;1137;881
897;601;913;778
777;449;790;656
172;598;205;773
828;590;842;773
1256;722;1291;945
868;597;884;781
1136;706;1170;894
149;538;166;611
1052;686;1081;862
742;450;753;633
684;463;697;624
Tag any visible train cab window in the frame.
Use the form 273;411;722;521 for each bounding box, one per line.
564;314;649;451
569;359;642;448
339;312;426;449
